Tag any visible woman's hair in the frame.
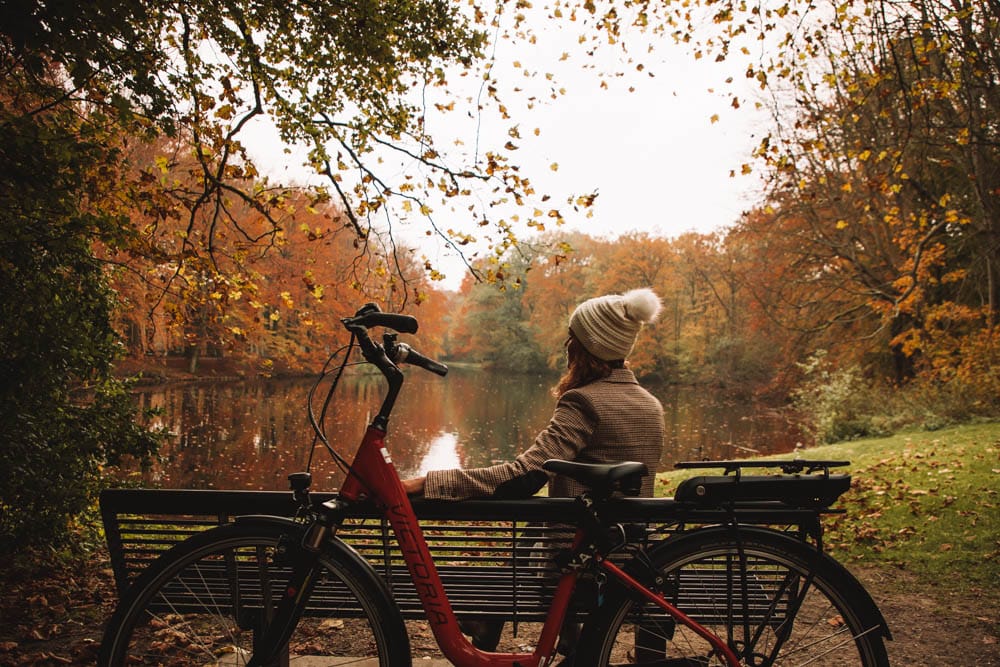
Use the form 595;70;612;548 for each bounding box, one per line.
554;332;619;396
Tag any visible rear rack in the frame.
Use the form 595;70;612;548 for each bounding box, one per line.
676;459;849;477
673;460;852;507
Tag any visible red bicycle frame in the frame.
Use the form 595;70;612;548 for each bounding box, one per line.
338;423;742;667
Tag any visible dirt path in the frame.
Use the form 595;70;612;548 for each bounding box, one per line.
1;554;997;665
856;566;1000;666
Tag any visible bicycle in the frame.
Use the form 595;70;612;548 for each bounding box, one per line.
98;303;892;666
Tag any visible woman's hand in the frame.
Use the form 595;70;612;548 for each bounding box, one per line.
401;476;425;495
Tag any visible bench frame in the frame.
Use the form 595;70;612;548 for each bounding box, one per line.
100;487;834;625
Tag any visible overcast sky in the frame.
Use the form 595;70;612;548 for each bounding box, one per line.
426;24;770;289
249;14;770;290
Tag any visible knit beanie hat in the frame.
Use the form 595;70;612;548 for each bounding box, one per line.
569;288;663;361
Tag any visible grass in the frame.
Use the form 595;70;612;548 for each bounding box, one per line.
655;421;1000;592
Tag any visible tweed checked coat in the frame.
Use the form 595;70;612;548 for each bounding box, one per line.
423;368;664;500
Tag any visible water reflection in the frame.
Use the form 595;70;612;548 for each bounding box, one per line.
118;369;803;492
417;432;462;476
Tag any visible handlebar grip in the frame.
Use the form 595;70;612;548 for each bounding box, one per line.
352;312;419;334
393;343;448;377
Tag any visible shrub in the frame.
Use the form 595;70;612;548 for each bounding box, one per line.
792;351;895;443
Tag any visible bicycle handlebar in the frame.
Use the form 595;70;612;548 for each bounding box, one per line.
342;309;418;334
341;303;448;376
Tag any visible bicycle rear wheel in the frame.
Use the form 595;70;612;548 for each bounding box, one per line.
98;518;410;666
581;527;889;667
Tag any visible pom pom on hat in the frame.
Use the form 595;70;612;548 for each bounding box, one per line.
569;288;662;361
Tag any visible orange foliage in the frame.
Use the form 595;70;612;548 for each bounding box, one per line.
108;138;453;375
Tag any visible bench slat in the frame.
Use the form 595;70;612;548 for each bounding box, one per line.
101;488;818;624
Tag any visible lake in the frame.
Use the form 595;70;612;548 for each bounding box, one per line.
120;369;804;491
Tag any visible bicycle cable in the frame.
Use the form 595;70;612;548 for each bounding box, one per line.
305;335;359;475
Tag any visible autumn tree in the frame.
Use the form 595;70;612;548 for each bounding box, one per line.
521;233;603;369
0;0;566;546
740;2;998;395
448;252;546;372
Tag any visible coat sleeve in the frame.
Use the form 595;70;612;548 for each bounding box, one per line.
423;390;596;500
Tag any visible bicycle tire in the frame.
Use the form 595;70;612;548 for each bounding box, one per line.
98;517;411;666
579;526;890;667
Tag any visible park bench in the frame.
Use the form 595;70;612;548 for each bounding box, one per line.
100;486;840;628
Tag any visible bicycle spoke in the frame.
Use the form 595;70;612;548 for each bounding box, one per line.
100;524;407;666
585;531;888;667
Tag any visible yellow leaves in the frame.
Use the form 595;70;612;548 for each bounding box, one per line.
941;269;967;284
741;164;752;175
280;291;294;308
710;114;720;124
836;220;849;230
841;182;852;193
550;162;559;172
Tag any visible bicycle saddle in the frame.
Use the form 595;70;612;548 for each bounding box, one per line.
542;459;648;497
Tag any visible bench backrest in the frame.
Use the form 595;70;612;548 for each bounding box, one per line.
101;488;819;623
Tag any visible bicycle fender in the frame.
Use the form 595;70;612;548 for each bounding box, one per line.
633;525;892;641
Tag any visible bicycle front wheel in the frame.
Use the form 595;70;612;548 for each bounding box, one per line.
581;527;889;667
99;518;410;666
